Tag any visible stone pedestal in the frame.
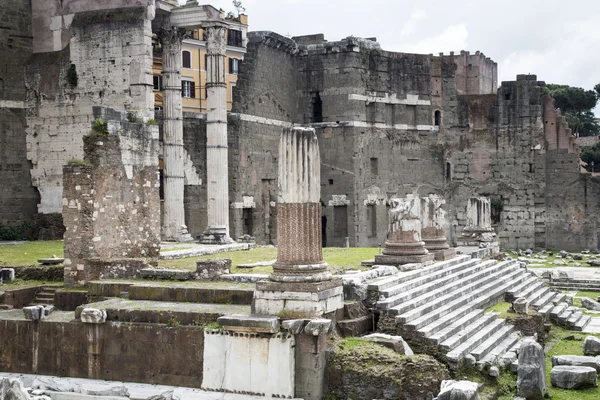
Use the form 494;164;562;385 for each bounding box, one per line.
420;196;456;261
253;127;343;317
422;227;457;261
199;22;233;244
374;197;434;266
159;26;193;242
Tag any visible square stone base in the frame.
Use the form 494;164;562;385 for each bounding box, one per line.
373;253;435;266
430;248;458;261
253;278;344;317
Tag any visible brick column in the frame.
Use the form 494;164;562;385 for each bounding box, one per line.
199;21;233;244
253;127;343;317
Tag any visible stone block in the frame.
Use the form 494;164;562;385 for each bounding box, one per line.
217;314;279;333
0;377;30;400
337;316;372;337
363;333;409;354
304;319;332;336
196;259;231;280
517;338;546;399
551;366;598;389
551;355;600;372
584;336;600;356
437;380;480;400
138;268;193;281
513;297;528;314
281;319;308;335
80;308;107;324
581;297;600;311
344;301;369;319
23;305;45;321
0;268;15;282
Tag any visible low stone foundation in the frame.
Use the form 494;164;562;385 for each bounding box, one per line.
12;266;63;282
54;290;88;311
0;286;41;308
84;258;147;282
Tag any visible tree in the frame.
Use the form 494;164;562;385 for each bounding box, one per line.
226;1;245;19
580;141;600;172
545;83;600;137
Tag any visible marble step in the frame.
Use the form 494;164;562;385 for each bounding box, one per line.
526;286;551;310
531;290;556;311
573;315;592;332
505;275;540;301
378;260;495;310
379;258;483;298
446;318;507;362
424;309;484;342
399;263;523;329
393;260;519;318
470;324;515;361
549;302;569;321
477;332;521;369
439;313;499;351
368;255;472;292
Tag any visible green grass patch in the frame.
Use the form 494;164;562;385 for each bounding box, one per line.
159;247;378;274
484;299;514;319
0;241;64;266
0;279;60;292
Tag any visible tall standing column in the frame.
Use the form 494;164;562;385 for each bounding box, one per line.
160;26;192;242
200;22;233;244
253;127;343;317
420;195;456;261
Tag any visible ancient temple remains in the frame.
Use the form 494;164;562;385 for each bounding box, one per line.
253;127;344;316
421;195;457;261
458;197;499;252
374;196;435;267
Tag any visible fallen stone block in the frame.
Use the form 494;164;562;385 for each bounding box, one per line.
499;351;517;369
337;316;372;337
513;297;528;315
489;366;499;377
437;380;480;400
80;308;107;324
551;355;600;372
23;305;45;321
582;297;600;311
44;305;55;316
217;314;279;333
79;383;129;397
196;259;231;280
0;268;15;282
517;338;546;399
32;376;78;392
0;377;30;400
281;319;307;335
344;301;369;319
550;365;598;389
584;336;600;356
363;333;413;355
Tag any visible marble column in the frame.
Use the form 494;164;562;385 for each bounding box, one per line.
253;127;343;317
159;26;193;242
199;22;233;244
374;196;434;267
420;195;456;261
458;197;498;248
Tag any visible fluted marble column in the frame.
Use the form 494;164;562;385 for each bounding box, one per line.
253;127;343;317
199;22;233;244
160;26;193;242
459;197;497;247
420;195;456;261
270;127;330;283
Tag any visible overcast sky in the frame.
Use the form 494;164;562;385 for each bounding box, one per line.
183;0;599;113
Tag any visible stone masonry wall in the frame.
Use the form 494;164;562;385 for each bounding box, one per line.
63;109;160;286
26;6;154;215
0;319;205;388
0;1;40;228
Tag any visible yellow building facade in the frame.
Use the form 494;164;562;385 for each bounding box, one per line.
152;11;248;112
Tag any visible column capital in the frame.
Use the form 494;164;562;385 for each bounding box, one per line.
158;25;189;51
203;22;228;56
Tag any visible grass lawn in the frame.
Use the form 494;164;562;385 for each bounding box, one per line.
159;247;379;274
0;240;64;266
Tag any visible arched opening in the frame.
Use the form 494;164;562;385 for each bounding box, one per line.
434;110;442;126
182;50;192;69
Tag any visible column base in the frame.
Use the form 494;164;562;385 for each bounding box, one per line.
252;278;344;317
198;227;234;244
429;248;457;261
374;253;435;266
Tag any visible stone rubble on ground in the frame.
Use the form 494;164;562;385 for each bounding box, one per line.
436;380;480;400
551;355;600;372
584;336;600;356
517;338;546;400
550;365;598;389
23;306;45;321
581;297;600;311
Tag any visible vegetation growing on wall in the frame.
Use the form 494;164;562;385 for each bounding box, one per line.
544;83;600;137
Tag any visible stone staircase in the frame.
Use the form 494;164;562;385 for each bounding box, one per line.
370;255;589;368
545;277;600;293
29;286;60;306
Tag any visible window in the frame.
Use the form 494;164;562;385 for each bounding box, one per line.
227;29;243;47
243;208;253;236
434;110;441;126
182;50;192;69
229;58;240;74
182;80;195;98
333;206;348;238
312;92;323;123
367;204;377;238
153;75;162;91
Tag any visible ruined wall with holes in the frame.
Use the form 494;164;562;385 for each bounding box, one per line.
63;108;160;287
26;5;155;216
0;2;40;228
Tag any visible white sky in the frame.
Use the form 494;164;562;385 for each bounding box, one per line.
182;0;600;114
